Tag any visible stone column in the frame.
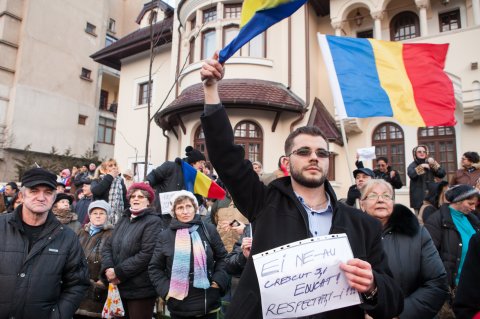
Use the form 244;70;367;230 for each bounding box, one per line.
473;0;480;25
415;0;429;36
371;11;384;39
331;21;344;36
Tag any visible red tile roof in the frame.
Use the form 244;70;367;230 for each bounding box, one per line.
311;98;343;145
155;79;306;130
90;16;173;70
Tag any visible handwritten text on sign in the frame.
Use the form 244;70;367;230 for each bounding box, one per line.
252;234;361;318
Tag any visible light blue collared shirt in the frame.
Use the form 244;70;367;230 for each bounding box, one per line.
295;193;333;237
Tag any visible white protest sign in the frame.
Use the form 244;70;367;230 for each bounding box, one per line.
159;191;181;215
253;234;361;318
357;147;376;161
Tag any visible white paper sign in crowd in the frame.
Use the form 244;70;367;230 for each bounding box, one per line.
357;146;376;161
159;191;181;215
252;234;361;318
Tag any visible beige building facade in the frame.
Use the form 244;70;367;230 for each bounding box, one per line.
94;0;480;205
0;0;145;180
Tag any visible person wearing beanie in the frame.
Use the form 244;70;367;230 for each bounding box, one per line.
425;184;480;313
101;183;163;319
407;145;446;213
451;151;480;187
149;189;229;319
146;146;208;225
52;193;81;233
0;167;89;318
76;200;114;318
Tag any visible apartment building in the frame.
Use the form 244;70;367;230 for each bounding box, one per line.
0;0;144;180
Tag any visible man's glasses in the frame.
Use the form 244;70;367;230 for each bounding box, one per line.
288;147;330;158
363;193;393;201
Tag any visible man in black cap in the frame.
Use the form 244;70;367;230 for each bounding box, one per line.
0;167;89;319
146;146;207;222
2;181;18;212
346;168;375;207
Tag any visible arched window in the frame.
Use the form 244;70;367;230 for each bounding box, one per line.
194;126;208;160
417;126;457;181
234;121;263;163
390;11;420;41
372;122;406;183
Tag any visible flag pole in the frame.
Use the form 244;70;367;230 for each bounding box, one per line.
339;117;355;186
338;117;359;208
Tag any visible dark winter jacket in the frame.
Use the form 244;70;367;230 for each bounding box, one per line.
382;204;448;318
356;160;403;189
0;205;90;319
454;232;480;318
407;147;446;209
149;215;229;317
91;174;128;209
75;196;93;226
101;207;163;299
201;106;404;319
424;204;480;288
76;223;114;318
146;158;184;212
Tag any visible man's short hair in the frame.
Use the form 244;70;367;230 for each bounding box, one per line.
376;156;389;164
284;126;328;155
463;151;480;163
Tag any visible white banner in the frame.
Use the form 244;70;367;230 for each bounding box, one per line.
253;234;361;318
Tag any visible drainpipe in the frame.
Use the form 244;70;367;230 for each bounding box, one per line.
290;3;310;132
163;129;170;161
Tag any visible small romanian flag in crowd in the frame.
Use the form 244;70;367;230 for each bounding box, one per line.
181;161;225;199
318;34;456;127
219;0;308;63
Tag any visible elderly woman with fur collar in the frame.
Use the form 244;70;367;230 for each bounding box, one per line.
75;200;113;318
361;179;448;319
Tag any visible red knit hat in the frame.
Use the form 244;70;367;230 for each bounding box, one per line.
127;183;155;204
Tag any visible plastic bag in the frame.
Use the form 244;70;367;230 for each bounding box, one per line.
102;283;125;318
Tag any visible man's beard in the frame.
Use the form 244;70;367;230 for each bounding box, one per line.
290;164;326;188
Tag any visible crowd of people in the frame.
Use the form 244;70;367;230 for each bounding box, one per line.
0;56;479;319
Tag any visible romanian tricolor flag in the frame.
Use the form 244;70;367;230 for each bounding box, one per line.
318;34;456;127
219;0;307;63
181;161;225;199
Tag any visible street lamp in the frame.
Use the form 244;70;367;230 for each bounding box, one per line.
354;9;364;26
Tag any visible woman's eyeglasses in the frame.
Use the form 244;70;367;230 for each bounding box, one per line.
363;193;393;201
130;194;146;200
288;147;330;158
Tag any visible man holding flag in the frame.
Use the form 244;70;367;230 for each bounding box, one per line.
146;146;225;225
199;52;403;318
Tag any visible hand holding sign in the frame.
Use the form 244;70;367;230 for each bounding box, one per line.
339;258;375;294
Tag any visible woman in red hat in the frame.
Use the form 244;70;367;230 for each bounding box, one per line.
101;183;163;319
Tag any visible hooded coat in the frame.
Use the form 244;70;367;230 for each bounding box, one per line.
201;105;404;319
149;215;229;317
101;207;163;300
407;145;446;209
0;205;90;319
381;204;448;318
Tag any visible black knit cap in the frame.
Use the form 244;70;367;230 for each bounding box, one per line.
445;184;480;203
53;193;73;205
185;146;206;164
21;168;57;190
